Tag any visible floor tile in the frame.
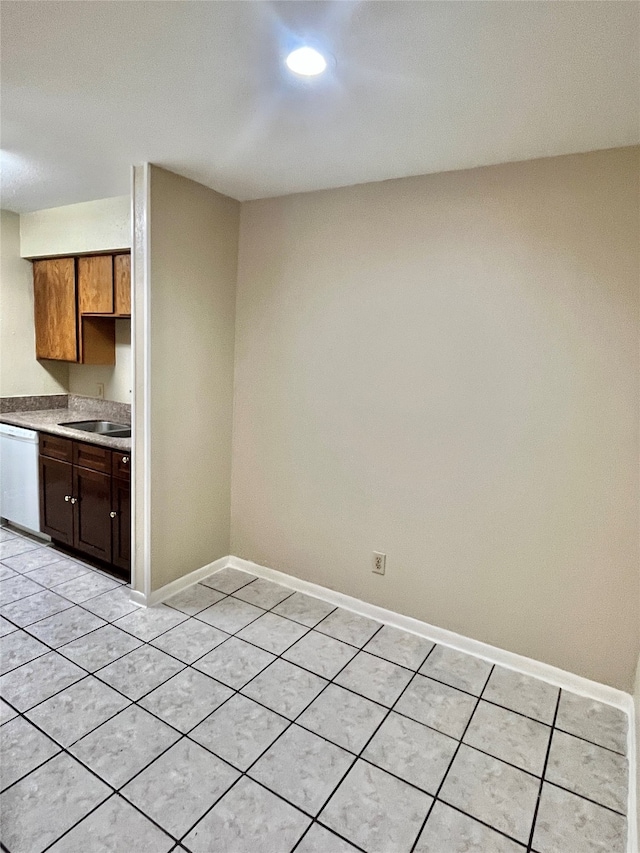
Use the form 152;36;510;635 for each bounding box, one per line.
0;588;74;626
196;596;264;633
201;566;256;594
53;571;120;603
0;537;41;560
363;711;457;793
0;564;17;581
316;608;381;647
395;674;477;738
555;690;628;754
415;800;524;853
0;527;18;541
47;794;175;853
250;724;354;816
122;738;240;838
439;744;539;844
363;625;434;670
334;651;413;707
191;693;289;770
233;577;293;609
298;683;387;753
114;603;188;641
419;645;492;695
25;605;106;647
282;630;358;679
483;667;558;724
0;651;85;711
0;614;17;636
139;667;233;732
241;659;327;719
24;558;91;587
319;759;431;853
463;699;551;775
97;644;185;700
545;729;627;813
0;573;45;603
26;676;130;747
58;623;142;671
70;704;180;788
532;782;627;853
0;716;61;790
237;611;308;654
164;583;227;615
272;591;336;627
0;753;110;853
151;618;229;664
295;824;361;853
193;636;276;688
183;776;310;853
0;697;18;724
0;628;49;675
81;586;140;621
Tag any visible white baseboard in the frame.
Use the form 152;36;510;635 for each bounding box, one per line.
128;556;229;607
131;552;637;851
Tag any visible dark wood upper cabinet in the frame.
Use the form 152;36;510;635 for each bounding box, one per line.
78;255;114;314
33;258;77;361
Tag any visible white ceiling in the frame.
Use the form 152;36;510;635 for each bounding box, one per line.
1;1;638;213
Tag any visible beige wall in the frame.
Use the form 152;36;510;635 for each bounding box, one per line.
17;196;132;403
68;320;132;403
0;210;68;397
232;147;640;691
20;195;130;258
146;166;239;590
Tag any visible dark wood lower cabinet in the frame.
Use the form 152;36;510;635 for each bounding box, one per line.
111;478;130;571
39;456;73;545
39;434;130;575
73;466;112;562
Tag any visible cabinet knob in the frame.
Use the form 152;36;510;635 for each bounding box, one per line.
110;511;117;518
70;497;78;505
122;456;129;464
64;495;71;502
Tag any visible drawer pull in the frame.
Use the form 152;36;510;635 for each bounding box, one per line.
110;511;117;518
122;456;129;464
70;497;78;505
64;495;71;502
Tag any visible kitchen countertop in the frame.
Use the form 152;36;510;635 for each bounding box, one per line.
0;394;132;452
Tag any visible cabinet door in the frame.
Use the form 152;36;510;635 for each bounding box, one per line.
33;258;77;361
114;254;131;316
39;456;73;544
78;255;114;314
111;478;130;572
73;466;112;562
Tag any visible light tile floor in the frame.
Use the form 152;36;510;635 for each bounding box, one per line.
0;525;630;853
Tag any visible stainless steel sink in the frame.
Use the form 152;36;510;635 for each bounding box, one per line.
60;420;131;438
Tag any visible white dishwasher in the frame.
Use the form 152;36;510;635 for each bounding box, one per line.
0;423;41;534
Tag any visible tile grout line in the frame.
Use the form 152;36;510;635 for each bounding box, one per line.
526;688;562;853
408;664;495;853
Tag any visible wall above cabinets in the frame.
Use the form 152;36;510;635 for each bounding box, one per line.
33;252;131;365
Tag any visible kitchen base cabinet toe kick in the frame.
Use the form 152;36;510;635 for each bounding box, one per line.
39;434;130;576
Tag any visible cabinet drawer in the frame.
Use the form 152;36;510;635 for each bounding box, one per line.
73;441;112;473
112;451;131;480
39;433;73;462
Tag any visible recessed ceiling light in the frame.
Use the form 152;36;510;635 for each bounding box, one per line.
285;46;327;77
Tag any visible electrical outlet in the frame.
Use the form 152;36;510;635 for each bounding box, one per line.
96;383;104;399
372;551;386;575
